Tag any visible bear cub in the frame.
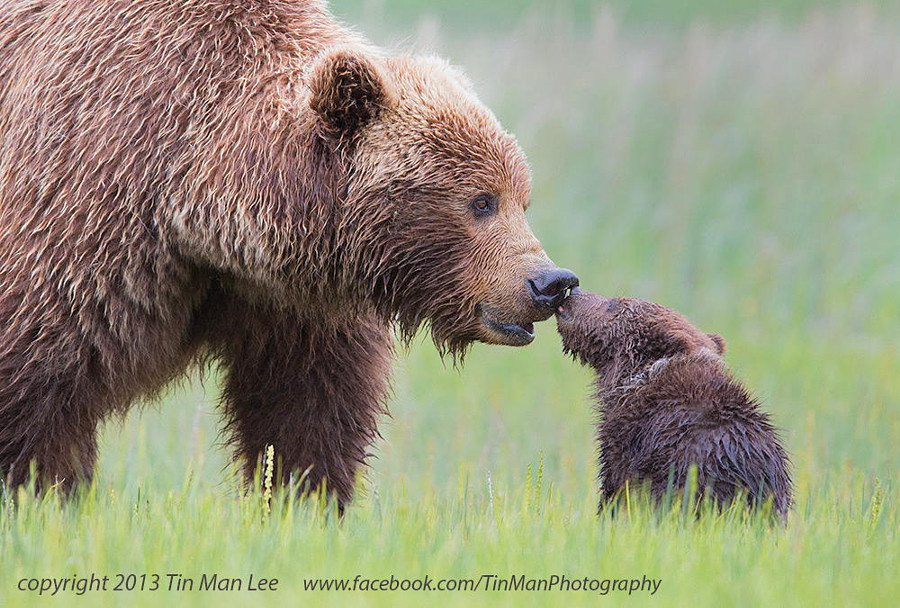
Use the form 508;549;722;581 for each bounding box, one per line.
556;289;792;518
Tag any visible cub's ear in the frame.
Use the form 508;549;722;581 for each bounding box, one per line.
663;330;694;356
308;48;394;142
708;333;727;355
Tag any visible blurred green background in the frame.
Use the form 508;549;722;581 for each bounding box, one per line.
332;0;860;27
4;1;899;607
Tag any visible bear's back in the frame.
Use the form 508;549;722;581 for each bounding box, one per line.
0;0;362;274
599;358;792;516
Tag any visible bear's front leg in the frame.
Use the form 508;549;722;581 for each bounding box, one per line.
214;303;393;509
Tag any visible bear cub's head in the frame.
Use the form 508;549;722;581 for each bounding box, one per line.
556;289;725;388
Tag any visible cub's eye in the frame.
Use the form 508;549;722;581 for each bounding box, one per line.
471;193;498;217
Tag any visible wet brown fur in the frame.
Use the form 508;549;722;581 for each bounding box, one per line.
0;0;562;505
557;292;792;519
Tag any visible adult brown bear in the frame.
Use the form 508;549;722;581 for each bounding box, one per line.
0;0;577;506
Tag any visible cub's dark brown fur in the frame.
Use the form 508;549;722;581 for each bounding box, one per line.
557;291;792;518
0;1;574;506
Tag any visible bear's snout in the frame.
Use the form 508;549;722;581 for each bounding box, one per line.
527;268;579;311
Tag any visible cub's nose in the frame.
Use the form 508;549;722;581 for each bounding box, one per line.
528;268;580;310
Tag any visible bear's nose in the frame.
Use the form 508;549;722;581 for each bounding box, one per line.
528;268;579;310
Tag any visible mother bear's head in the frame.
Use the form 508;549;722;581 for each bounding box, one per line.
307;48;577;356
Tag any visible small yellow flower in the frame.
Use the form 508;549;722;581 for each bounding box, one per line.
263;445;275;515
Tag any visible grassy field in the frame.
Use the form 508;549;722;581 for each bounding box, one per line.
2;2;899;606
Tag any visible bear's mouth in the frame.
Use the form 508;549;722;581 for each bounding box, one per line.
555;303;574;323
553;286;583;323
478;305;536;346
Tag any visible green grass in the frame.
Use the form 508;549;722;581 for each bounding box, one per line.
2;3;899;607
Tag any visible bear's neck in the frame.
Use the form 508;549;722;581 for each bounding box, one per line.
597;350;728;412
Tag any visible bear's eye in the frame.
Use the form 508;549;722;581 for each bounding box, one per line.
471;193;498;218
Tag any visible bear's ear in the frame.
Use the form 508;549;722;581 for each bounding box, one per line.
708;333;727;355
308;48;394;142
663;330;693;356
